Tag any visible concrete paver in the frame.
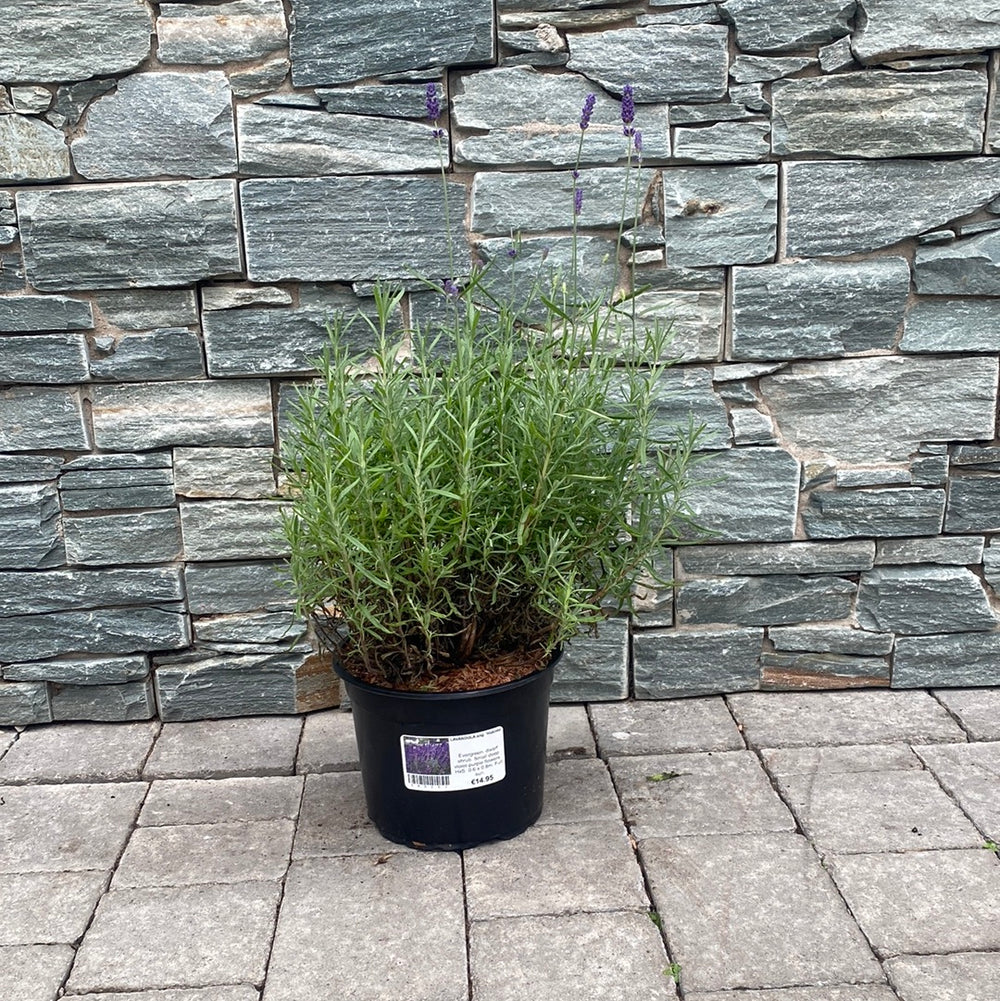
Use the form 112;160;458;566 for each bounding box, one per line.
728;690;967;748
138;775;303;826
469;911;678;1001
292;771;392;857
68;882;281;993
686;987;900;1001
0;728;18;760
773;767;984;853
0;782;147;873
0;721;158;784
264;854;466;1001
0;870;107;945
886;951;1000;1001
590;697;744;756
932;687;1000;740
143;716;303;779
113;819;295;887
760;742;922;775
68;990;260;1001
915;741;1000;840
537;758;622;824
295;708;358;773
465;820;647;919
828;849;1000;956
546;704;596;759
640;833;883;993
0;944;75;1001
610;750;796;838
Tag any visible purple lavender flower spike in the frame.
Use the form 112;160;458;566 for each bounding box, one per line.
574;186;584;216
425;82;440;123
442;278;459;297
432;128;445;139
621;83;634;135
633;129;643;156
579;93;596;130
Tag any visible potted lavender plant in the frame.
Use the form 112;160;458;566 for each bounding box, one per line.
281;86;701;850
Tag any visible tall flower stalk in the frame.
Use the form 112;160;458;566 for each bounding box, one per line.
426;82;455;289
570;92;596;303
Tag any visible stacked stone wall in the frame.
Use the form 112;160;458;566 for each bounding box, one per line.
3;0;1000;723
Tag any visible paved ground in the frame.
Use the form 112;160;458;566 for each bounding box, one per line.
2;688;1000;1001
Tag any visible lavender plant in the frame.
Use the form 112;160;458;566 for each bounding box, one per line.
282;83;703;690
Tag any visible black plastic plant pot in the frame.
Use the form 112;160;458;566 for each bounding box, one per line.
334;651;558;851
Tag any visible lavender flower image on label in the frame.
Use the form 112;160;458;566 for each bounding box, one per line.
400;726;506;792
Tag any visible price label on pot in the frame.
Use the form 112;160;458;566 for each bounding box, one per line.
400;726;506;793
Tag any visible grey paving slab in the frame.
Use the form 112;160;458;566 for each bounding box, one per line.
640;834;883;993
760;743;922;775
264;855;466;1001
728;690;966;748
0;869;107;944
914;741;1000;839
0;944;75;1001
68;881;280;993
538;758;622;825
0;782;147;873
610;751;795;839
139;775;303;826
69;990;259;1001
464;820;647;920
686;987;899;1001
546;704;596;759
113;819;294;888
295;708;358;772
828;850;1000;957
0;729;15;759
469;911;678;1001
933;687;1000;740
144;716;303;779
773;767;983;853
590;697;744;756
886;952;1000;1001
292;771;394;857
0;720;158;783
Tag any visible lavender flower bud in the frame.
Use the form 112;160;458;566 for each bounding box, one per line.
442;278;459;297
579;93;596;130
574;186;584;216
633;129;643;156
620;83;634;127
506;244;517;259
425;82;440;123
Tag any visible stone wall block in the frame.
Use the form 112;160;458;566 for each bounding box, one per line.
720;0;855;53
289;0;495;86
174;447;277;500
893;632;1000;688
944;476;1000;533
672;120;772;163
769;625;894;656
194;611;303;645
876;536;986;566
914;230;1000;295
629;292;725;364
59;467;175;512
5;654;150;685
662;164;778;266
71;72;238;180
184;561;294;615
0;295;93;333
96;289;200;331
179;500;289;562
551;618;629;702
0;455;64;484
0;680;52;725
761;651;890;690
901;299;1000;353
803;487;946;539
857;566;997;635
17;181;243;291
0;567;184;616
633;627;762;698
50;677;156;722
0;0;153;83
0;333;89;384
157;0;288;65
0;482;64;569
0;387;90;453
89;328;206;382
64;510;183;567
678;540;876;576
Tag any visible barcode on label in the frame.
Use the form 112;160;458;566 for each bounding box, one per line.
406;772;451;788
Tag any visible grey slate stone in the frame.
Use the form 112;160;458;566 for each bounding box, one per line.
672;120;772;163
551;618;628;702
60;467;175;512
852;0;1000;64
647;367;731;450
771;71;987;158
0;333;89;384
910;453;950;486
184;560;292;614
676;575;856;627
96;289;199;330
242;176;466;282
18;181;242;292
0;1;153;83
681;447;800;543
914;229;1000;295
0;294;92;332
876;535;985;565
769;625;894;656
316;83;448;118
0;681;52;725
0;454;63;483
629;291;726;363
759;356;998;463
5;654;149;685
289;0;494;85
453;67;671;167
662;164;778;266
92;380;274;450
237;105;438;176
64;510;182;566
0;114;70;183
761;651;890;689
952;445;1000;469
0;482;64;569
201;284;292;311
731;258;909;361
194;611;302;645
633;627;762;698
46;77;116;130
72;72;237;180
179;500;288;561
566;23;729;101
89;327;205;381
0;386;89;452
10;85;52;114
678;540;875;575
229;55;290;98
0;252;25;291
803;487;946;539
945;476;1000;532
835;467;918;488
731;55;814;83
174;447;276;499
785;157;1000;257
157;0;288;64
720;0;855;53
894;631;1000;687
0;606;190;661
50;678;156;722
732;409;781;445
670;100;756;125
